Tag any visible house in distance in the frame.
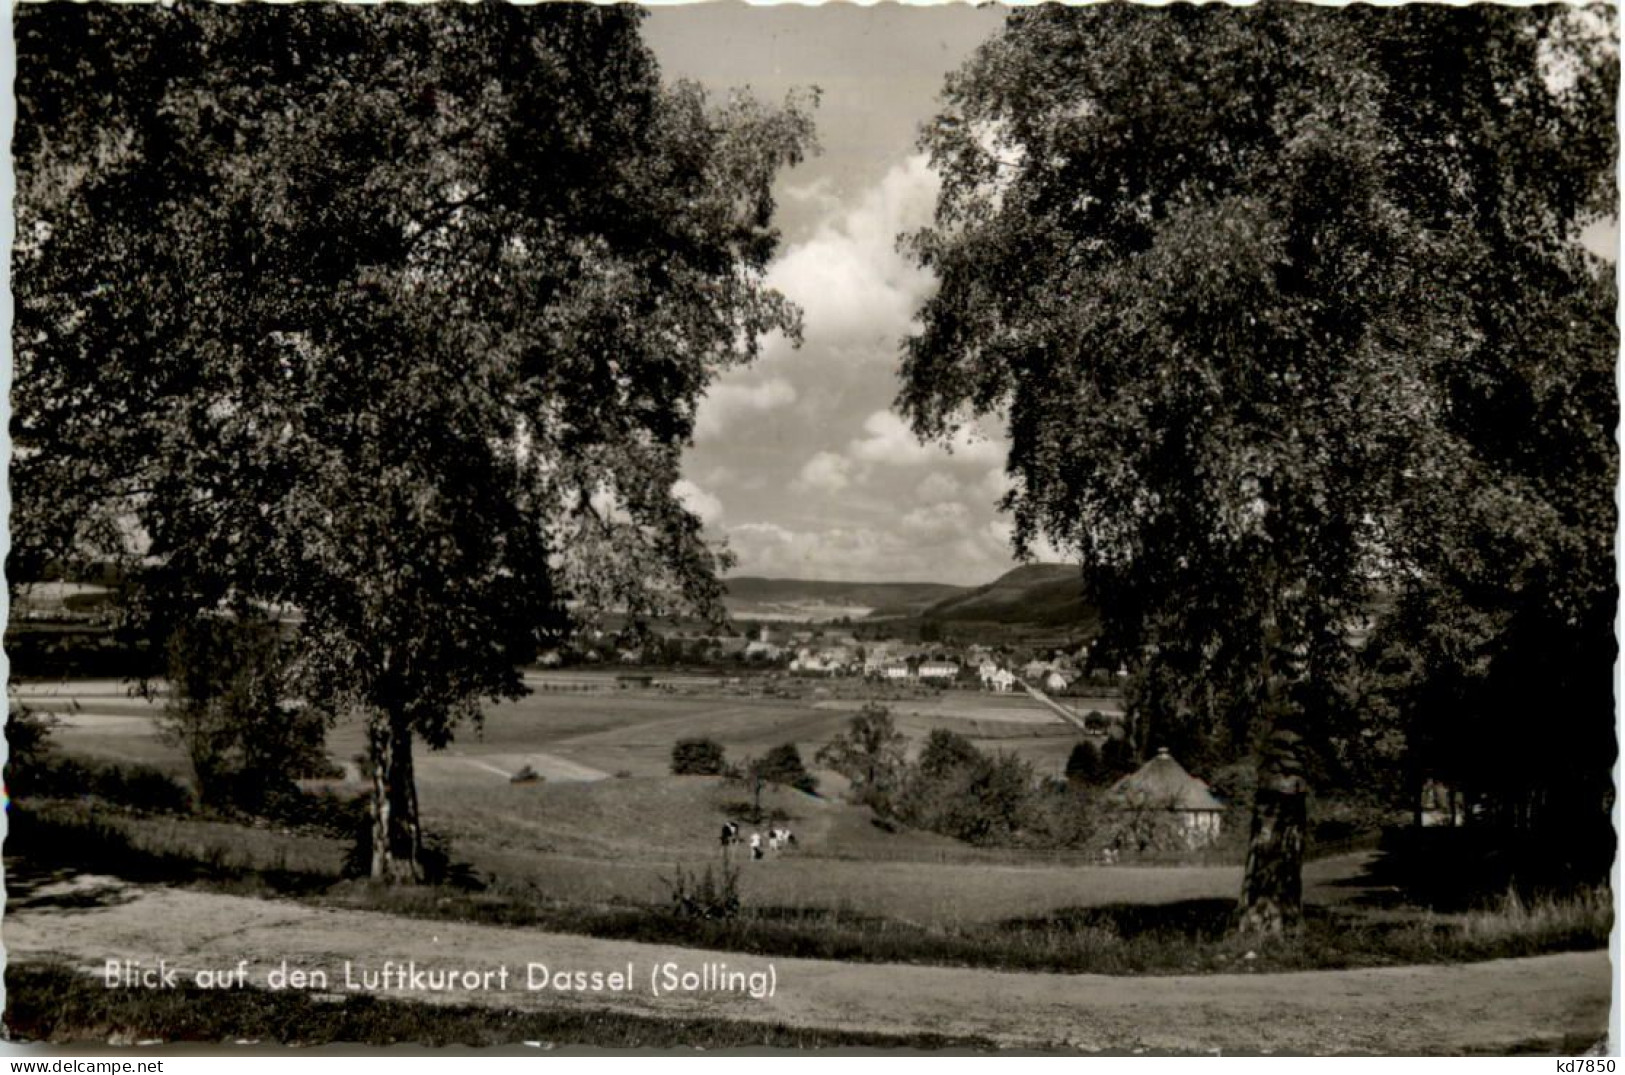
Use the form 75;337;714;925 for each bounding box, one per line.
1112;748;1226;850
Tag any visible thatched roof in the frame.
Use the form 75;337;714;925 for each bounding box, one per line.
1112;749;1224;812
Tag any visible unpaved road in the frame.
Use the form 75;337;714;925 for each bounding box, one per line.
5;875;1607;1053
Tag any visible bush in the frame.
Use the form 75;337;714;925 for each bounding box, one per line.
895;733;1036;845
914;728;982;780
5;628;160;680
1025;780;1101;849
5;706;60;801
162;614;334;815
7;705;56;763
757;743;818;795
1065;740;1105;785
7;712;194;815
815;704;905;812
671;737;727;776
1100;737;1138;779
1095;797;1192;853
725;743;817;820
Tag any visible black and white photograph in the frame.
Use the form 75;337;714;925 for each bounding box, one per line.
4;0;1618;1057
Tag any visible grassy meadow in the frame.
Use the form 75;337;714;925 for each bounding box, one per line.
8;674;1612;980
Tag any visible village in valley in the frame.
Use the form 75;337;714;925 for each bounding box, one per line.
573;617;1111;701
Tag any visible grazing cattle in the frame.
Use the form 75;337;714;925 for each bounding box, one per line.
767;827;796;853
748;832;764;860
720;821;740;847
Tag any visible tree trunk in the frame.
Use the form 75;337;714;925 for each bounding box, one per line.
1237;723;1309;934
368;707;422;883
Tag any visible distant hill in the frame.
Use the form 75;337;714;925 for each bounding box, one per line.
721;566;1098;627
914;563;1098;628
722;577;968;622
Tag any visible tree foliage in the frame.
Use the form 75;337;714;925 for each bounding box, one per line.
903;4;1615;926
1064;741;1104;786
814;703;908;810
162;613;334;814
727;743;817;821
895;731;1036;846
14;2;816;880
671;737;729;777
755;743;819;796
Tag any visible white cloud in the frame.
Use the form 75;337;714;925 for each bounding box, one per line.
900;500;972;540
781;176;845;220
981;518;1070;565
724;513;1027;584
724;522;906;581
729;521;797;548
794;450;857;493
766;154;940;356
694;377;798;441
673;479;724;525
676;152;1040;585
981;466;1014;500
915;472;962;503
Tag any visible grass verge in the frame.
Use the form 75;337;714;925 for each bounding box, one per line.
12;799;1612;979
331;882;1611;977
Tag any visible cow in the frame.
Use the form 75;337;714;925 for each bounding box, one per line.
720;821;740;847
748;832;764;860
767;827;796;853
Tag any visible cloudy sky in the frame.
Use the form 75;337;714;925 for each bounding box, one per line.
643;5;1030;587
645;6;1618;588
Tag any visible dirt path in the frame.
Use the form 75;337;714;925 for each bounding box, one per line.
5;875;1607;1053
1015;678;1092;732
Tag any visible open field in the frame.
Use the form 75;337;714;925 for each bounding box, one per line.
12;676;1281;926
20;674;1102;783
5;677;1588;927
5;876;1608;1053
9;675;1610;1052
9;675;1391;933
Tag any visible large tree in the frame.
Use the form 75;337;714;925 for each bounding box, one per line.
1360;16;1614;899
13;2;816;880
901;4;1614;929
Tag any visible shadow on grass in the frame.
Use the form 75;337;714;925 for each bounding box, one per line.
1328;826;1616;913
999;898;1239;942
9;797;493;899
3;864;141;915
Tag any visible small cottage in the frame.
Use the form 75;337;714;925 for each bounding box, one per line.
1111;748;1225;849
